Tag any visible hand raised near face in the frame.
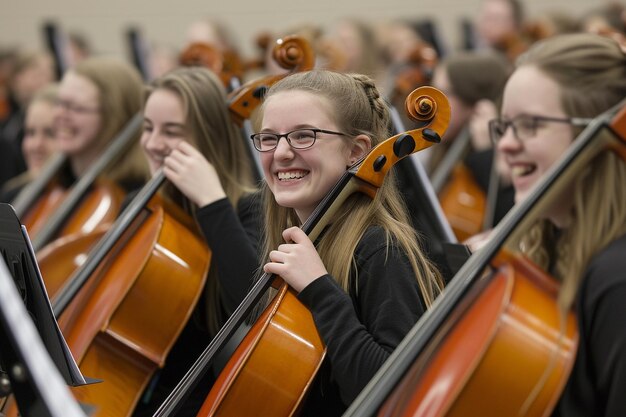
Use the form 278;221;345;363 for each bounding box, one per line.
163;141;226;207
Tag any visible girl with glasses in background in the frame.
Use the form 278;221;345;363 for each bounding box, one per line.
492;33;626;416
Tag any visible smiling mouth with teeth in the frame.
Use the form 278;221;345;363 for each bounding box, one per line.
511;165;536;177
278;171;309;181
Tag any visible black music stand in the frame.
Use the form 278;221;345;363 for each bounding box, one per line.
0;255;87;417
0;203;95;416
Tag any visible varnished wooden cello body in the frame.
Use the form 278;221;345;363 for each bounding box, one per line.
150;86;450;417
342;99;626;417
3;170;211;417
438;163;486;241
57;178;210;417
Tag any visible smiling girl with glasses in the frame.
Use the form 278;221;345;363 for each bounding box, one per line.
214;70;444;416
493;33;626;417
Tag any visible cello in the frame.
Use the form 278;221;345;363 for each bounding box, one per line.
433;128;488;242
3;169;210;417
151;85;450;417
342;98;626;417
383;41;458;277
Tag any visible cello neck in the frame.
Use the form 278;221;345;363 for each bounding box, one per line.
388;102;457;244
430;127;471;193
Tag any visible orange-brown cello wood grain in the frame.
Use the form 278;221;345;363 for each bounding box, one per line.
379;252;578;417
438;164;486;242
19;182;67;237
13;194;210;417
35;225;107;298
61;197;209;417
53;179;125;238
196;283;326;417
22;178;125;243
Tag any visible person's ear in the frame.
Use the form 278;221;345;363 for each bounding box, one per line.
348;134;372;165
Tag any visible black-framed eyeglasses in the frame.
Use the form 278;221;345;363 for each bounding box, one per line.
250;128;348;152
489;115;593;145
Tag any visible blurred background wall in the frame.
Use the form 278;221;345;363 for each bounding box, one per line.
0;0;611;63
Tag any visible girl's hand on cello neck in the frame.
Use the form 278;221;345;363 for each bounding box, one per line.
163;141;226;207
263;226;329;293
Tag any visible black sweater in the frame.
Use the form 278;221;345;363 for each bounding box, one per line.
553;233;626;417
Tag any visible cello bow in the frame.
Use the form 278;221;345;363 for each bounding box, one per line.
152;86;450;417
342;100;626;417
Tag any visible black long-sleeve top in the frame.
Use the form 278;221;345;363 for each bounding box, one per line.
195;194;262;314
297;226;426;416
553;233;626;417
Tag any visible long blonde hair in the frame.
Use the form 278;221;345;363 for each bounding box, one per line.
259;70;443;306
145;67;257;333
515;33;626;309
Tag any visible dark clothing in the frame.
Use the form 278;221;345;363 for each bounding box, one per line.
0;177;25;203
553;233;626;417
196;194;263;314
132;193;262;417
297;226;426;417
0;103;27;190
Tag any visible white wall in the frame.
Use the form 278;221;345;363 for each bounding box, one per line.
0;0;609;61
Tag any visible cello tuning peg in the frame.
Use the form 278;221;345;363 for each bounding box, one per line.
422;128;441;143
393;134;416;158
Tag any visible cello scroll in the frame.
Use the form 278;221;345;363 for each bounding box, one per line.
228;35;315;126
356;86;450;193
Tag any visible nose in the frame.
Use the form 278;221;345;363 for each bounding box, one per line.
272;135;294;159
30;132;47;150
496;125;522;155
142;129;168;155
